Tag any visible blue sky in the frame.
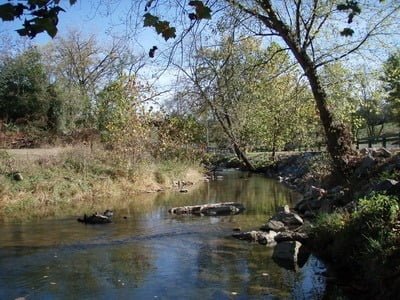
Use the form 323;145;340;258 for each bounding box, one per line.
0;0;178;99
0;0;160;50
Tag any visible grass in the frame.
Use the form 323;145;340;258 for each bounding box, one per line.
309;193;400;296
0;146;204;221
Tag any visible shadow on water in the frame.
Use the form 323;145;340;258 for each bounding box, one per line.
0;169;329;299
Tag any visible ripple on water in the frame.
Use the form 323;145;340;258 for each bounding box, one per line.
0;170;327;299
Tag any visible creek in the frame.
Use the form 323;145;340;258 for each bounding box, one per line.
0;169;328;299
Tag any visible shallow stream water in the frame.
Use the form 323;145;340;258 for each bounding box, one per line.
0;170;327;299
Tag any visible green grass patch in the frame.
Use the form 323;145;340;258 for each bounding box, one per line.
310;193;400;289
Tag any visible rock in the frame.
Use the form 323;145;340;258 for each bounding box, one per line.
260;220;286;232
354;155;376;178
274;231;309;244
232;230;277;246
272;241;310;271
13;172;23;181
272;241;301;261
310;185;327;199
200;205;239;216
272;209;304;227
169;202;245;216
278;205;291;214
294;198;308;213
373;179;399;195
103;209;113;218
77;212;112;224
371;148;392;158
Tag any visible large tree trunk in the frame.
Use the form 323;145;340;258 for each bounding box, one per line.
303;65;354;178
256;12;354;178
215;109;255;170
233;142;255;171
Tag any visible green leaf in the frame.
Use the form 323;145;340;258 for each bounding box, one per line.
155;20;176;41
149;45;158;58
40;19;58;38
16;28;29;36
0;3;18;21
143;12;159;27
188;1;211;20
340;28;354;37
143;13;176;41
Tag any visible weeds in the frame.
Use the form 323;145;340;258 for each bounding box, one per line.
0;146;203;221
310;193;400;287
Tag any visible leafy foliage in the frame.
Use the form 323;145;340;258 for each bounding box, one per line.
0;0;76;38
188;1;212;20
310;193;400;283
0;47;53;123
143;13;176;41
382;49;400;125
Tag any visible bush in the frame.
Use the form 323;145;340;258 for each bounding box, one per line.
355;193;399;227
310;193;400;287
309;212;348;257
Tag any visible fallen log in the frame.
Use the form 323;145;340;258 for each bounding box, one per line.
169;202;245;216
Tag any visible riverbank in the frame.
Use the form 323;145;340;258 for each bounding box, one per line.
0;145;205;221
231;149;400;299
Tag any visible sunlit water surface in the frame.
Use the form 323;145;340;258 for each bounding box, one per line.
0;170;327;299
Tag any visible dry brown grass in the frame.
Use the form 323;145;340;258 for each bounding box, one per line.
0;145;204;221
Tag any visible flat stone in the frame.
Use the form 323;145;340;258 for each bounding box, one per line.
260;220;286;232
232;230;277;246
274;231;309;244
272;211;304;226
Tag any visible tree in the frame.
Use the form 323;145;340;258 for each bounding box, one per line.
382;50;400;126
42;30;132;128
96;75;153;165
354;71;388;138
0;47;52;123
183;36;270;170
320;62;358;128
2;0;399;177
178;34;317;166
143;0;400;178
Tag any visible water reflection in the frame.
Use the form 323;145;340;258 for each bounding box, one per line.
0;170;327;299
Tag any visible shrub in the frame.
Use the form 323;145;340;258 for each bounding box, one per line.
311;193;400;286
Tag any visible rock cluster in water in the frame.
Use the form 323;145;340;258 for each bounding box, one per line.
232;205;310;270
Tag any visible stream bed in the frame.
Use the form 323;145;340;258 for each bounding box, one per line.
0;170;328;299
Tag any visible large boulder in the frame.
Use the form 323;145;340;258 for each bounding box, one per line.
260;220;286;232
272;241;310;271
354;155;376;178
272;205;303;227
